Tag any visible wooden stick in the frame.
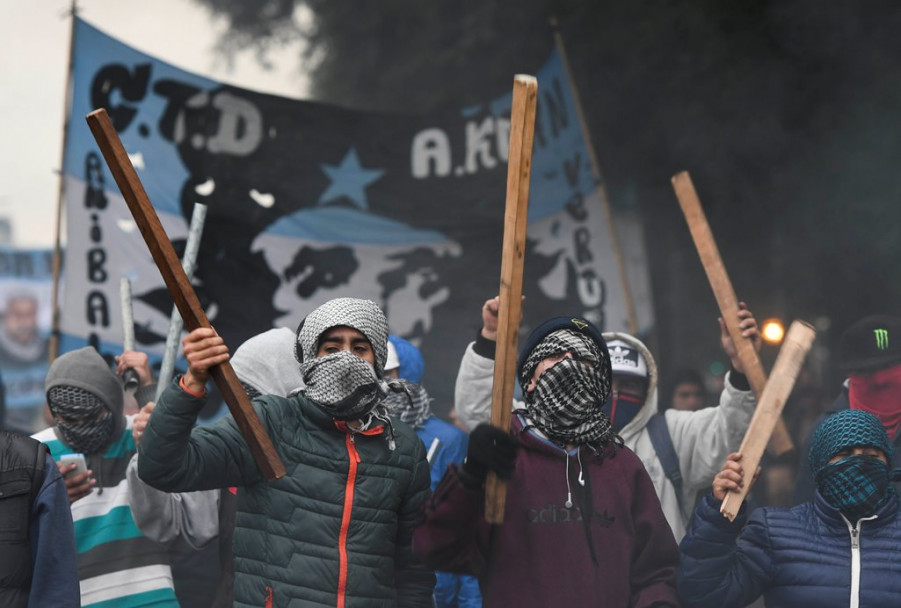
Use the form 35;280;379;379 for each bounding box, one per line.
720;320;815;520
671;171;794;456
485;75;538;524
85;108;285;481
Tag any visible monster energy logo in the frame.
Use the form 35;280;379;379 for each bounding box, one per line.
874;328;890;351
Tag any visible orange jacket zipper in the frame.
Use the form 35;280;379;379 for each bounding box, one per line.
334;422;383;608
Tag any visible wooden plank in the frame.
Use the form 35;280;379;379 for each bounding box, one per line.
485;75;538;524
720;320;816;520
85;108;285;481
671;171;794;456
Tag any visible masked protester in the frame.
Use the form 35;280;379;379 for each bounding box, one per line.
381;336;481;608
33;346;181;607
414;316;682;608
454;296;761;541
679;409;901;608
794;314;901;504
137;298;435;607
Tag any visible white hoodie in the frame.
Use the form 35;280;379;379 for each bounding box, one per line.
453;331;756;541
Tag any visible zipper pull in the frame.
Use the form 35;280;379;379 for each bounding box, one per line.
851;526;860;549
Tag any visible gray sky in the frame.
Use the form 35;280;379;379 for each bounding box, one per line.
0;0;309;248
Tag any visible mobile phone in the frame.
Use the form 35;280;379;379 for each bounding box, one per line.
59;453;88;479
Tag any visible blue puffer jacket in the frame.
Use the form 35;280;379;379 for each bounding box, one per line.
679;491;901;608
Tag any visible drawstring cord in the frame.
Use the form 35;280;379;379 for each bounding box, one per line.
577;448;585;486
564;453;573;509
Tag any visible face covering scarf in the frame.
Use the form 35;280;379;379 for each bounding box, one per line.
849;365;901;439
382;381;432;430
816;454;895;523
48;385;115;455
524;357;618;448
602;392;644;433
301;350;387;421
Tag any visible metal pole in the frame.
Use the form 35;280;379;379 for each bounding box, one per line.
154;203;207;401
120;277;140;390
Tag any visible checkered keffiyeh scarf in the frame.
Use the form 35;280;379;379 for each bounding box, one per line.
48;385;115;455
301;351;388;421
382;381;432;430
521;330;617;448
810;409;901;521
296;298;389;377
817;455;895;523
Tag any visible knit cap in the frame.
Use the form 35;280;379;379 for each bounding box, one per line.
295;298;389;377
808;409;894;477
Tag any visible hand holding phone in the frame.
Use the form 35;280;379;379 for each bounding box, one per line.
57;453;95;504
59;453;88;479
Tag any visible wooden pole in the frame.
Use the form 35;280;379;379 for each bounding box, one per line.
485;75;538;524
671;171;794;456
50;3;80;362
85;108;285;481
720;320;815;520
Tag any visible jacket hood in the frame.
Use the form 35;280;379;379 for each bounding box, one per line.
232;327;304;397
45;346;126;446
601;332;658;440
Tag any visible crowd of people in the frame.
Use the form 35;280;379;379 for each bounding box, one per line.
1;292;900;608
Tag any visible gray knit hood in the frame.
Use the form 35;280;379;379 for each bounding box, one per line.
45;346;126;445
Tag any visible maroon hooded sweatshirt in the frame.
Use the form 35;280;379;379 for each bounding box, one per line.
413;415;682;608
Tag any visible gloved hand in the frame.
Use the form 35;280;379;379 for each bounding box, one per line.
461;424;519;488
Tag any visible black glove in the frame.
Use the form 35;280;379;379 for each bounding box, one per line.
461;424;519;488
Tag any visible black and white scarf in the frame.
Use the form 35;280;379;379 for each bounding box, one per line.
48;385;115;455
521;330;618;449
301;350;388;421
383;381;432;430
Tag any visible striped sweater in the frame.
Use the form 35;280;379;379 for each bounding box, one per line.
33;418;179;607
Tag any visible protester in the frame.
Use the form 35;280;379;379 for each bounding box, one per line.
138;297;435;607
794;314;901;503
679;409;901;607
664;368;707;412
0;429;79;607
32;346;179;607
454;296;760;540
127;326;304;608
383;335;480;608
415;315;681;607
